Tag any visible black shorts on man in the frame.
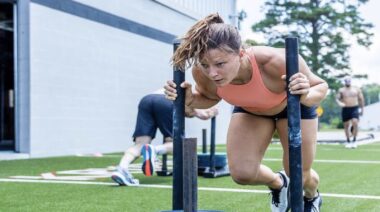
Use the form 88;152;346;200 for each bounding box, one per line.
341;106;359;122
132;94;173;140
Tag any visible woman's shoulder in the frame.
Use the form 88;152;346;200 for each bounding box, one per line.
247;46;283;64
249;46;286;78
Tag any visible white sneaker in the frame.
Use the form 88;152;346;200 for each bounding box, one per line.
304;191;322;212
351;142;358;149
141;144;156;176
270;171;290;212
111;166;139;186
345;142;352;148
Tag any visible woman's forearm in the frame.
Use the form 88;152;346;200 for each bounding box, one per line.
301;82;329;107
189;92;220;109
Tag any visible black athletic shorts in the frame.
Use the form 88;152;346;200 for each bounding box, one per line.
132;94;173;140
233;104;317;120
341;106;359;122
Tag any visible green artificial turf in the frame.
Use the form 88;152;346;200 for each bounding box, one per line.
1;142;380;211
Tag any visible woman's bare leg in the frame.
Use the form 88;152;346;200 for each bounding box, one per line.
227;113;283;189
276;118;320;198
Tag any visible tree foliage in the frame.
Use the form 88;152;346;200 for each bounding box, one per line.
251;0;374;90
361;83;380;105
319;91;341;126
244;39;262;47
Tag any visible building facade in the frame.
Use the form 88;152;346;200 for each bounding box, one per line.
0;0;238;158
359;102;380;131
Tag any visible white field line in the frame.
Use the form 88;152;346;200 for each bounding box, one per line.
267;147;380;152
92;155;380;164
102;153;380;164
1;178;380;200
264;158;380;164
9;156;377;183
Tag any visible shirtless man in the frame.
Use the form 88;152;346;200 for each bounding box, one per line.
336;77;364;148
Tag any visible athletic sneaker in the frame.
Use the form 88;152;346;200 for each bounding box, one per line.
269;171;290;212
345;142;352;148
141;144;156;176
304;191;322;212
351;142;358;149
111;166;139;186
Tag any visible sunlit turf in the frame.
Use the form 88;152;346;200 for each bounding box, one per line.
1;142;380;211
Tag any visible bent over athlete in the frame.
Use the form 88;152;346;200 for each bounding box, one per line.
111;89;218;186
164;13;328;212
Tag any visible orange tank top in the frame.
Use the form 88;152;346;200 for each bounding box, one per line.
216;48;286;112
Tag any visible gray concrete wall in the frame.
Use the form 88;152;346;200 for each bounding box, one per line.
27;0;236;157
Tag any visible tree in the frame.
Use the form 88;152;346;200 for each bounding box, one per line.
361;83;380;105
244;39;262;47
319;91;342;127
251;0;374;90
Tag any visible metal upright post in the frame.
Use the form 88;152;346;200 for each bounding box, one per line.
172;39;185;211
202;129;207;154
183;138;198;212
209;117;216;172
285;37;304;212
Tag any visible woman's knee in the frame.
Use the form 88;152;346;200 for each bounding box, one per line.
302;169;319;185
230;166;260;185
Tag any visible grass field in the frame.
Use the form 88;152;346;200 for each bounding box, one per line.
1;142;380;211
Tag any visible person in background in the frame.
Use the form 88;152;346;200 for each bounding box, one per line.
336;77;364;148
164;13;328;212
111;89;218;186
